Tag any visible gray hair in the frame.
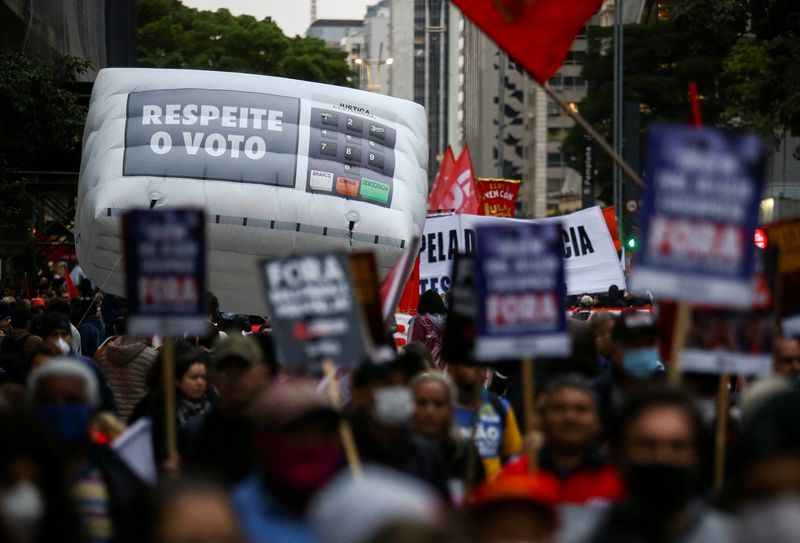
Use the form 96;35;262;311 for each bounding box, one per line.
26;357;100;407
409;371;457;404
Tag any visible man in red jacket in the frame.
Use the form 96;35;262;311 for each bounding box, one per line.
503;375;622;504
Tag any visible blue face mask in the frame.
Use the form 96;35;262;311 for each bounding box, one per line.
37;404;91;445
623;347;660;378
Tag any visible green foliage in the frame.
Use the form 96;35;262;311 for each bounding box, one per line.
137;0;352;86
562;0;800;202
0;51;89;171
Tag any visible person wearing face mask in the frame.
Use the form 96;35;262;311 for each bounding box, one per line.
349;351;451;500
563;386;737;543
39;312;118;414
0;407;86;543
26;358;145;543
231;378;344;543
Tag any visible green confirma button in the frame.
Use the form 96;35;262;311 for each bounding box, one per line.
359;177;390;204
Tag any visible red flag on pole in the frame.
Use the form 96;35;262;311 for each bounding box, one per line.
428;146;456;213
380;237;422;322
63;265;78;299
451;0;603;84
441;145;479;214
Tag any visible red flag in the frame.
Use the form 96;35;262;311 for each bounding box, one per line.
380;236;422;322
441;145;479;214
451;0;603;84
63;265;78;299
428;146;456;213
602;206;620;252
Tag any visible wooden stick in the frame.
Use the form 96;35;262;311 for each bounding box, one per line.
539;83;643;188
714;373;730;491
161;336;179;465
522;357;538;473
322;359;363;478
668;302;692;385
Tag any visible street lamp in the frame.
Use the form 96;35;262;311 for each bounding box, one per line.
352;57;393;92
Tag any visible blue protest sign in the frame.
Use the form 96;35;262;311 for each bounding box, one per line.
474;222;569;361
631;124;765;307
124;209;207;336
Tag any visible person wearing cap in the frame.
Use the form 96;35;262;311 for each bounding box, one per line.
501;375;623;505
349;350;452;500
231;378;343;543
38;312;117;414
563;386;736;543
30;297;46;316
27;357;145;543
466;473;559;543
185;333;273;485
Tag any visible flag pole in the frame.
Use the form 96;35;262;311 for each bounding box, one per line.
538;83;643;188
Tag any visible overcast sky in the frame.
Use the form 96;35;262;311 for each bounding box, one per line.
182;0;374;37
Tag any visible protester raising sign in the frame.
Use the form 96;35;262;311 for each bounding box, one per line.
123;208;207;336
420;206;624;296
631;125;765;307
474;222;569;361
260;252;369;372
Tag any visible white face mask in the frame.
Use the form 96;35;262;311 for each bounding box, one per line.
372;386;413;427
1;479;44;541
56;338;71;355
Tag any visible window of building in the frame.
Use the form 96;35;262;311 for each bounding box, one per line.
547;152;563;167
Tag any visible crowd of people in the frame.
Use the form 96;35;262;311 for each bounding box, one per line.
0;277;799;543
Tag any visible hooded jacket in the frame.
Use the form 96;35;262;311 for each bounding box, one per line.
95;336;157;420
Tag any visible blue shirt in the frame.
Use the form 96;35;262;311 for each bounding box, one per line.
231;473;317;543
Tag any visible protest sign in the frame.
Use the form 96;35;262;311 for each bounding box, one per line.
474;222;569;361
348;252;389;347
631;124;765;307
261;252;369;371
766;219;800;335
678;250;777;377
441;253;478;363
476;178;521;217
420;206;624;296
123;208;207;336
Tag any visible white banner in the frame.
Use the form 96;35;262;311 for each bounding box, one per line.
419;207;625;296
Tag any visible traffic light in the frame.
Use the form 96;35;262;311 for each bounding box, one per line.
627;236;636;249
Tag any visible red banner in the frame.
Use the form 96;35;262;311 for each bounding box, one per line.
477;178;521;217
451;0;603;84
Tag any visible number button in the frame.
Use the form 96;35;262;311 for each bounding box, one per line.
321;112;339;126
320;129;337;140
319;141;338;157
367;151;385;170
344;145;362;162
346;116;363;132
368;123;386;140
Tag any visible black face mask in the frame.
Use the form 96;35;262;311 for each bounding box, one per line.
625;463;696;514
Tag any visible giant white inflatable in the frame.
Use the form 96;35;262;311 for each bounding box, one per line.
76;68;428;315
